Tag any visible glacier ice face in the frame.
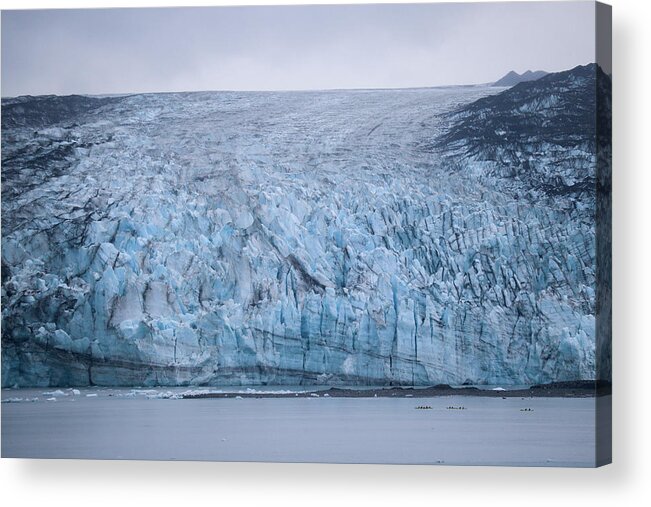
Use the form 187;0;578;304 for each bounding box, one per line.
1;73;608;387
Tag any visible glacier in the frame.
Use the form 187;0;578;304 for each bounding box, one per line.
1;65;611;387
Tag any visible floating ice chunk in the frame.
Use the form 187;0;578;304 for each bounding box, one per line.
133;389;158;396
43;390;67;397
147;391;181;399
1;397;24;403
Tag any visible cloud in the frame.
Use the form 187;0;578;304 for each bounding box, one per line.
1;2;595;96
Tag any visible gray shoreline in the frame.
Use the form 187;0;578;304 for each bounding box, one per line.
183;381;611;400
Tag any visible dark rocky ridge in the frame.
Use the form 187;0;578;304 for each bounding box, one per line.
439;63;612;198
1;94;126;130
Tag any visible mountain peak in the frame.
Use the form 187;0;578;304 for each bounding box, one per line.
494;69;548;87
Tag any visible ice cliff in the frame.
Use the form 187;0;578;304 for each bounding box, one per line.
1;65;611;387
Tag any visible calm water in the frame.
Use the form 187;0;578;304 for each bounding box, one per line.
1;388;599;466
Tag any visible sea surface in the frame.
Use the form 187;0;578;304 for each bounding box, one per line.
1;387;600;466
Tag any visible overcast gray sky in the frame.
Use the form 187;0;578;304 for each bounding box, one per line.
1;2;596;96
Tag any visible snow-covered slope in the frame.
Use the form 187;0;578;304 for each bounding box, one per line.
1;67;609;387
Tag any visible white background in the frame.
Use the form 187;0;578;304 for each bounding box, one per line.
0;0;649;505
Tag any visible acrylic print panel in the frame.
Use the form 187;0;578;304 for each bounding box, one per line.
0;1;611;466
